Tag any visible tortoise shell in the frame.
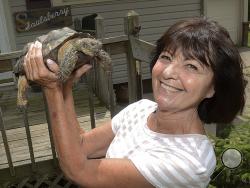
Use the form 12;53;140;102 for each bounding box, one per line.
14;27;110;78
14;27;111;108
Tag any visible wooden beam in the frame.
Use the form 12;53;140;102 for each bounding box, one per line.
22;109;37;172
104;41;126;55
0;108;15;176
0;36;128;61
0;51;21;61
0;159;60;185
101;35;128;45
129;37;155;63
42;91;57;166
124;10;142;103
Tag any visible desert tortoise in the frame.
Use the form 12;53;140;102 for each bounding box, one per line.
14;27;111;108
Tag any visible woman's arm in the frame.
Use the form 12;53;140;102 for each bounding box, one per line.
24;41;153;188
63;86;115;158
44;88;152;188
62;65;88;134
46;58;87;134
63;85;84;133
46;57;115;158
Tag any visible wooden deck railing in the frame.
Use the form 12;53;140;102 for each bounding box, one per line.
0;11;156;186
242;22;250;47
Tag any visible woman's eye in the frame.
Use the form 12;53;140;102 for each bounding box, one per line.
160;55;172;61
186;64;198;70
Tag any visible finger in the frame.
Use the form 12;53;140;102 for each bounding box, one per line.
34;41;45;71
26;43;35;80
75;64;92;78
30;41;40;80
33;41;56;80
46;59;59;73
35;42;57;80
35;41;47;71
23;60;29;80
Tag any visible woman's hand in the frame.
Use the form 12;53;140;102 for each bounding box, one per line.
44;57;92;95
64;63;92;90
24;41;60;91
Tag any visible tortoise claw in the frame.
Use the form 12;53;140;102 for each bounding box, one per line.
16;103;28;112
17;75;29;111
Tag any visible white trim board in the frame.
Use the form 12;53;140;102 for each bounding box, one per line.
203;0;243;45
51;0;112;6
0;0;16;52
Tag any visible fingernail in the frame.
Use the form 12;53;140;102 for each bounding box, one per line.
34;41;38;47
29;43;34;50
37;41;42;48
47;59;54;64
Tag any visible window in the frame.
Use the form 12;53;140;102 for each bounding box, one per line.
26;0;51;9
51;0;112;6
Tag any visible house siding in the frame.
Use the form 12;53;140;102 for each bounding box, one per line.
9;0;201;84
204;0;241;45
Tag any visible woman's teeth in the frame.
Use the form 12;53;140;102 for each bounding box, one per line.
161;82;183;92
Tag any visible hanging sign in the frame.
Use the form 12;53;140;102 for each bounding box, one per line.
14;6;72;32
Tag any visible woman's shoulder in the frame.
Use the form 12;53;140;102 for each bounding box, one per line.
111;99;156;133
133;99;157;110
175;135;217;177
173;134;216;161
129;135;216;187
120;99;157;115
158;134;216;176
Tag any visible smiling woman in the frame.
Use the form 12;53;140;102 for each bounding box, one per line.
23;17;246;188
151;49;214;115
151;17;246;124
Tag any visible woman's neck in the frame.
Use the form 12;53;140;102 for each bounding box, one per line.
148;108;206;135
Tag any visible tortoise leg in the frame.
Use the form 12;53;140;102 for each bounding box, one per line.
96;49;112;71
58;50;79;82
17;75;29;109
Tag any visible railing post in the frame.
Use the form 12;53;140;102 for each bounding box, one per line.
42;91;58;167
242;22;249;47
124;10;143;103
22;108;37;172
95;15;116;117
86;68;96;129
0;108;15;176
94;15;104;99
95;15;104;39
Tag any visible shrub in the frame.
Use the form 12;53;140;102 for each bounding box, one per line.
209;122;250;187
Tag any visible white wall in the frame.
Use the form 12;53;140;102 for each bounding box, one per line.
0;0;17;83
203;0;243;45
9;0;201;84
0;0;16;53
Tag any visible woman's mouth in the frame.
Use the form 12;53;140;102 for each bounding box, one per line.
160;82;184;92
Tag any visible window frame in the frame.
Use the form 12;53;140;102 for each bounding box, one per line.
26;0;51;9
51;0;112;6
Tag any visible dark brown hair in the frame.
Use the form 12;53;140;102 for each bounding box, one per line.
150;17;246;124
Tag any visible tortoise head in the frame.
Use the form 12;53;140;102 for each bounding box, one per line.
76;38;112;70
58;37;110;81
95;49;112;71
75;38;102;57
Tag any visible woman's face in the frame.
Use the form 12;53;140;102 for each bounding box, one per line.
152;50;214;112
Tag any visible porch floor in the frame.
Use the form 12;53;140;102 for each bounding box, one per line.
0;83;111;170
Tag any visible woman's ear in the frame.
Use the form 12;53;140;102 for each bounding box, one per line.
206;85;215;99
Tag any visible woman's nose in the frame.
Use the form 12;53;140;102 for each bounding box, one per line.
163;62;180;79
